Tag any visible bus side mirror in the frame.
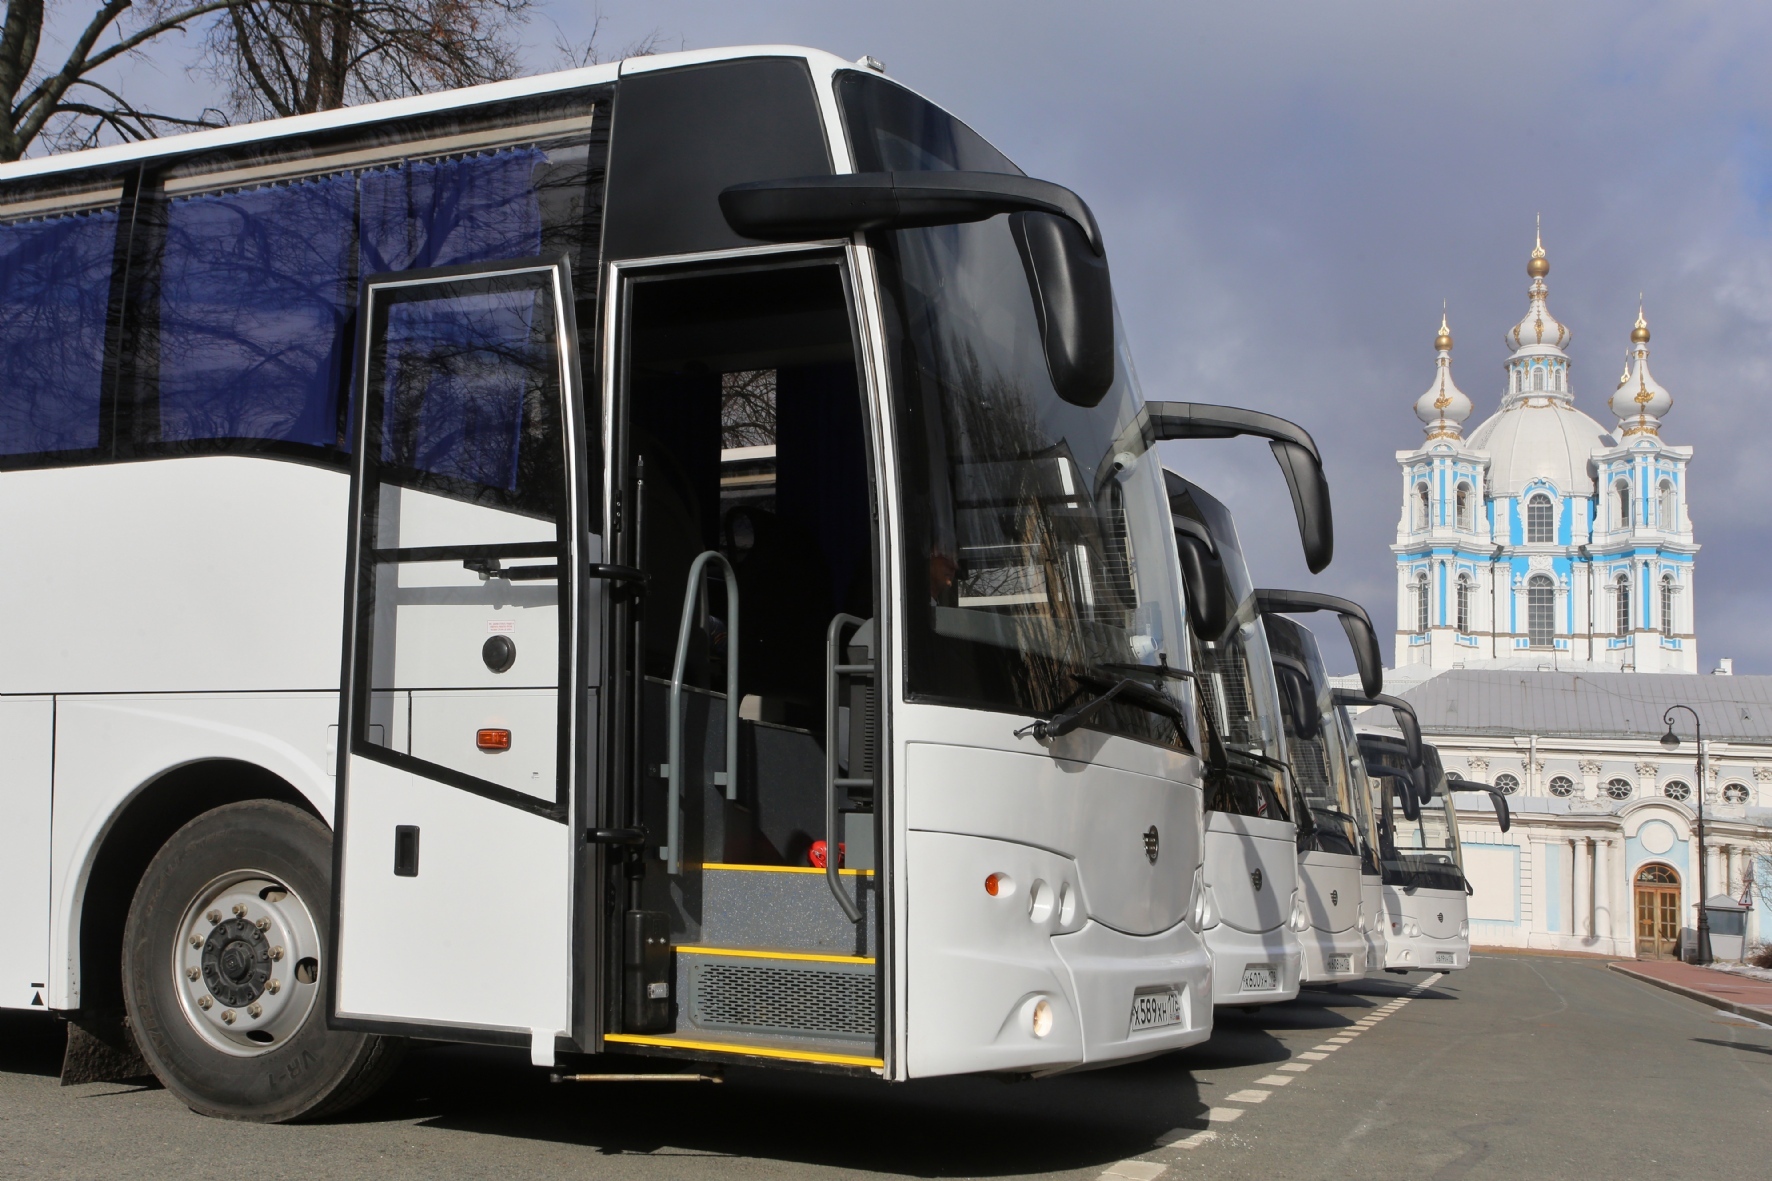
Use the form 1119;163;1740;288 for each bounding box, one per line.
1009;211;1115;407
1254;588;1382;700
1490;789;1511;833
1393;707;1423;767
1144;403;1333;573
1173;517;1230;637
720;171;1116;407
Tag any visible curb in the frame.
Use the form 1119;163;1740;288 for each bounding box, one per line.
1608;962;1772;1026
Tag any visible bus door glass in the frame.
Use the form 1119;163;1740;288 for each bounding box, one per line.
334;258;587;1038
605;252;883;1066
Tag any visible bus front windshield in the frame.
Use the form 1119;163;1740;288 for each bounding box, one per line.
1169;477;1288;818
1364;736;1466;892
1264;615;1360;855
842;73;1193;753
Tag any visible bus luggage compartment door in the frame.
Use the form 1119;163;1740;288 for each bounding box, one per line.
332;259;590;1044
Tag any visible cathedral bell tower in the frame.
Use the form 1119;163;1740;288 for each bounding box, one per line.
1392;229;1698;673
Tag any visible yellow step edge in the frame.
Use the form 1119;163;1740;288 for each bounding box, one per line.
603;1032;884;1069
700;862;874;877
675;944;875;965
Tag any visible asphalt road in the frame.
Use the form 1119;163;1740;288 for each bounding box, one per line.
2;954;1768;1180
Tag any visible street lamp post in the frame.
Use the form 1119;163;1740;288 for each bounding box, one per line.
1660;705;1710;965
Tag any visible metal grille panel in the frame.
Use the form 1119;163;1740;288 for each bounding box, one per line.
689;961;876;1039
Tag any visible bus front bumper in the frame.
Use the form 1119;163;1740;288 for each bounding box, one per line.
1049;917;1213;1066
1299;924;1368;983
1204;922;1302;1006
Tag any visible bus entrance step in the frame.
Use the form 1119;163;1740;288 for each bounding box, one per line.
675;864;877;958
656;946;878;1054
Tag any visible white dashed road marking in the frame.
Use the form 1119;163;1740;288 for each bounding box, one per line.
1139;973;1446;1164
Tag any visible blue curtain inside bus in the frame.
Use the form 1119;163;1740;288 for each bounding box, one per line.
155;147;546;450
378;285;551;496
156;175;357;447
359;148;546;274
0;208;118;456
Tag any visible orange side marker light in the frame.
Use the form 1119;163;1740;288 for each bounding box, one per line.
476;728;512;752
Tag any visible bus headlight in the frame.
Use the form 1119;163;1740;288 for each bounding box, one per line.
1288;894;1309;933
1030;997;1054;1038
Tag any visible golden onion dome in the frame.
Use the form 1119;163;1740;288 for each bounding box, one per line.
1527;214;1549;277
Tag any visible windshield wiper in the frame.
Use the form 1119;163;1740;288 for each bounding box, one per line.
1015;668;1189;742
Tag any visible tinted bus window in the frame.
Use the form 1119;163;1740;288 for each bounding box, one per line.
0;206;118;458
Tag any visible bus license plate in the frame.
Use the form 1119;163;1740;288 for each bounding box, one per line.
1130;988;1184;1031
1241;965;1277;992
1325;954;1351;973
1435;952;1456;965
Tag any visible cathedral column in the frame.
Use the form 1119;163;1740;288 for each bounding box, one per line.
1573;837;1592;941
1593;837;1613;944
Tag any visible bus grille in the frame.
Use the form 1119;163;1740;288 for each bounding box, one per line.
689;961;876;1039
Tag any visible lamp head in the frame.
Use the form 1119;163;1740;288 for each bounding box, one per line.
1659;724;1680;749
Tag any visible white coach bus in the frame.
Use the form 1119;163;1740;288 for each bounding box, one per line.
1260;606;1384;985
0;46;1333;1121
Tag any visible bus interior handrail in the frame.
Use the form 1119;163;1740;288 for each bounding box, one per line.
663;551;740;875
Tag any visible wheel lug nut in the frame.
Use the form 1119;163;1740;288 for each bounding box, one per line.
232;904;247;918
256;917;271;932
270;946;284;962
190;936;203;948
266;979;281;995
207;910;221;925
186;967;199;982
198;995;213;1010
247;1003;262;1018
221;1009;236;1025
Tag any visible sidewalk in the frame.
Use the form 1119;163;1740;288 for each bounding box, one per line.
1609;959;1772;1024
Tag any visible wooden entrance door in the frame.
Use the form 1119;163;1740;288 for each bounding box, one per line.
1634;863;1681;960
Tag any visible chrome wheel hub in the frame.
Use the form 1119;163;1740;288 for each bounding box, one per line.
173;874;320;1057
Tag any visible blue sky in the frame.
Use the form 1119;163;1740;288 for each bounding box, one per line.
59;1;1772;673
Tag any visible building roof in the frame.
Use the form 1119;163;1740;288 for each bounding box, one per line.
1370;669;1772;743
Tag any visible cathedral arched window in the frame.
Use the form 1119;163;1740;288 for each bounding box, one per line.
1527;574;1554;647
1525;493;1553;543
1455;483;1472;530
1532;366;1544;392
1414;482;1430;530
1456;575;1472;633
1660;574;1675;637
1658;479;1676;530
1615;573;1630;636
1615;479;1631;529
1415;571;1429;634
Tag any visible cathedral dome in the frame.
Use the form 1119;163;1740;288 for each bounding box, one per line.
1609;305;1671;435
1414;311;1472;439
1505;226;1570;358
1466;399;1609;497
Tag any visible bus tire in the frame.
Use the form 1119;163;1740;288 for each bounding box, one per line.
121;799;404;1122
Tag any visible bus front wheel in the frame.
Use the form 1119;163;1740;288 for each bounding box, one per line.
122;799;403;1121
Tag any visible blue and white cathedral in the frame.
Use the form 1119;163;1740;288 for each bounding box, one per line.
1393;231;1699;674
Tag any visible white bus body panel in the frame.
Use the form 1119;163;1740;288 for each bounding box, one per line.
0;697;53;1009
332;756;570;1035
1297;850;1367;982
1382;885;1470;972
0;459;347;695
1202;811;1301;1006
900;720;1211;1076
48;693;341;1010
1360;872;1389;971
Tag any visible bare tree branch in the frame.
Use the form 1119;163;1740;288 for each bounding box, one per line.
197;0;533;122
